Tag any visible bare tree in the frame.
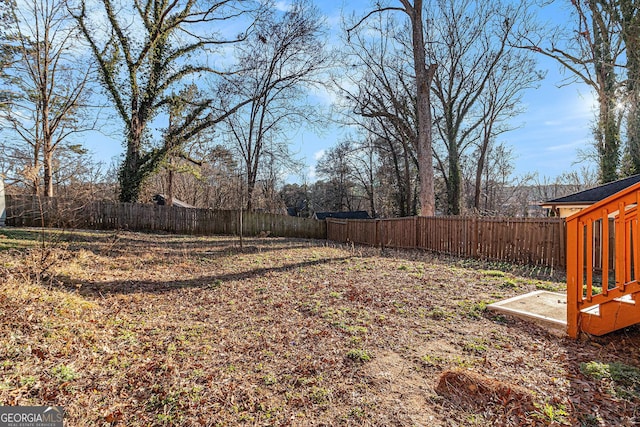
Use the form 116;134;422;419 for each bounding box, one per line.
223;0;328;211
338;12;419;216
72;0;267;203
427;0;541;215
1;0;95;196
315;140;358;212
349;135;381;218
471;55;542;212
348;0;437;216
342;0;540;216
145;142;239;208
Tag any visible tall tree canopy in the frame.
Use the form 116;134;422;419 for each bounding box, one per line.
1;0;95;196
0;0;16;107
347;0;436;215
72;0;264;202
343;0;540;215
224;0;329;211
520;0;625;183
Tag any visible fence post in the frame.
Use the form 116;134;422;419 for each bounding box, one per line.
0;178;5;226
472;217;479;258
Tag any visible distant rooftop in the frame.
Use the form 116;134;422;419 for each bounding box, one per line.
543;174;640;205
152;194;195;208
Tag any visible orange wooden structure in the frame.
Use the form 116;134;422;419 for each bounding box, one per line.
566;181;640;338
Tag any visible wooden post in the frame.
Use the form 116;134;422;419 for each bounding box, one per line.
472;217;478;258
616;202;626;288
375;219;379;248
602;210;609;295
566;217;580;338
586;219;593;301
635;192;640;282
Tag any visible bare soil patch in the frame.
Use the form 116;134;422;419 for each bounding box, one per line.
0;228;638;426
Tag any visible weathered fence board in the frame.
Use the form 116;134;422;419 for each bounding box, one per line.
5;195;326;239
327;216;566;268
5;195;566;267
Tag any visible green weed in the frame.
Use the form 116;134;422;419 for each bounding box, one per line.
483;270;506;277
51;364;78;382
463;338;488;355
263;374;278;386
499;279;518;289
532;402;569;425
309;387;330;404
535;282;562;292
346;349;371;362
457;300;489;319
420;354;444;367
426;307;452;320
580;361;640;399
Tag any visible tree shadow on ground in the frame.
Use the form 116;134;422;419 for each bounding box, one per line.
58;255;351;297
71;231;325;259
1;227;326;258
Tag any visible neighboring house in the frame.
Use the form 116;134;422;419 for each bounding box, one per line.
541;174;640;218
152;194;195;208
313;211;371;220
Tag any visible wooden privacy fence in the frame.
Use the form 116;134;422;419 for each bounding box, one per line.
327;216;566;268
5;195;565;267
5;195;326;239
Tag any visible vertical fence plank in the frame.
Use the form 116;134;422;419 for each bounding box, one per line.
5;196;566;268
325;215;565;268
4;196;327;240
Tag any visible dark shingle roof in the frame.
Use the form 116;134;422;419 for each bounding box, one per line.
314;211;370;220
152;194;195;208
545;174;640;205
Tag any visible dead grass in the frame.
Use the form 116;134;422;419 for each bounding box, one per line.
0;228;639;426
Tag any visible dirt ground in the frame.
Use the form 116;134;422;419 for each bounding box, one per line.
0;228;638;426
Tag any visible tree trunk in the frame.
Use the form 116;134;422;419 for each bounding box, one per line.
119;122;143;202
593;5;620;183
596;92;620;183
621;2;640;174
167;166;174;207
446;144;461;215
474;144;488;212
43;148;54;197
119;107;146;202
401;0;436;216
246;168;256;211
42;108;53;197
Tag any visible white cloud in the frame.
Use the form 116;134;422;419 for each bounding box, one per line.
313;149;325;160
546;139;586;152
274;1;291;12
307;164;317;181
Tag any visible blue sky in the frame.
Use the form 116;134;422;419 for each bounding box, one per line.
83;0;596;183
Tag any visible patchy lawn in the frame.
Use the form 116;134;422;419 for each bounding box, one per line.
0;228;638;426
